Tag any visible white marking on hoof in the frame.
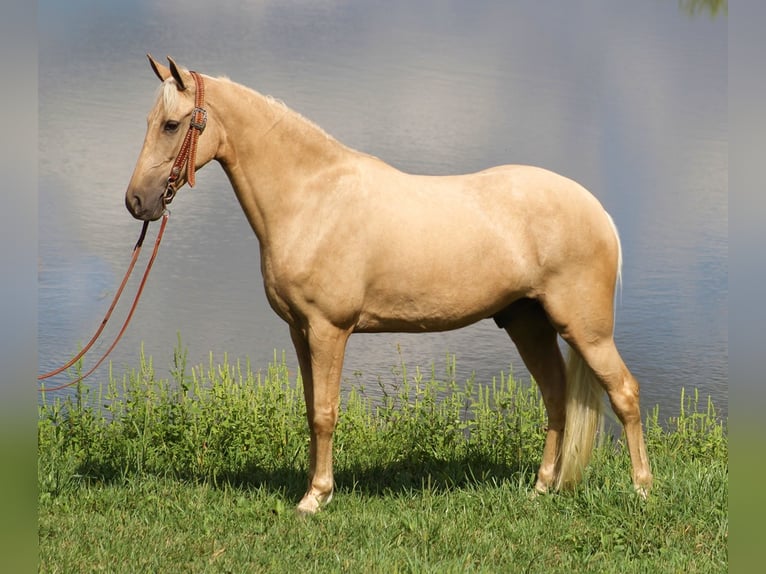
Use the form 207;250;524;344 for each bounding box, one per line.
531;480;550;499
296;489;333;515
296;495;321;515
634;484;649;500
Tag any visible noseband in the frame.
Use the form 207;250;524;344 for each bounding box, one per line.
163;70;207;206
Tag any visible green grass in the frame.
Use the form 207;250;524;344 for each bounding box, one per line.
39;345;727;573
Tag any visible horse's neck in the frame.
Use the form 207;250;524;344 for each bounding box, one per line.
212;79;349;244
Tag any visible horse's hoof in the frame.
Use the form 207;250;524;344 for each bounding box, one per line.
633;471;653;500
296;489;333;515
634;484;650;500
295;497;320;516
530;481;549;499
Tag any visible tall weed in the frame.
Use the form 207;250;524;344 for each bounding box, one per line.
39;341;726;499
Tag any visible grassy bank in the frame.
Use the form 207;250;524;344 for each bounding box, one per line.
39;348;727;573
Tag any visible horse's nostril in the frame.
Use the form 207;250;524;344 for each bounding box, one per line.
126;192;142;216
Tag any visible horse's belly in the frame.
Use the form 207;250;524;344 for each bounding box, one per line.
354;269;526;333
354;311;495;333
352;210;538;332
354;300;513;333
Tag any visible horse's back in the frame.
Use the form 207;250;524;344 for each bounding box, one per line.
356;160;614;272
343;159;619;332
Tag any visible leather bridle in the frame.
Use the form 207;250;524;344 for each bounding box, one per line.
163;70;207;206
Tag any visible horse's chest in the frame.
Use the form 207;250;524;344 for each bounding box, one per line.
260;248;364;328
259;253;325;323
260;256;300;322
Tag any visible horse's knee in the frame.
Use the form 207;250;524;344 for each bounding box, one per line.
308;403;339;435
610;387;641;421
600;371;643;426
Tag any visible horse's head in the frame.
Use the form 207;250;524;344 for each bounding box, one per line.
125;55;219;221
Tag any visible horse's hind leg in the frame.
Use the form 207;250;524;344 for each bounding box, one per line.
573;338;652;495
499;299;567;494
542;291;653;496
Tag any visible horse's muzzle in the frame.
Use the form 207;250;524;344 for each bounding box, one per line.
125;189;165;221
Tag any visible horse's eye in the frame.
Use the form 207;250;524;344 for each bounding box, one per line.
163;120;180;133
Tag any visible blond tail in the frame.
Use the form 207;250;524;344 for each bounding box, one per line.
555;347;604;489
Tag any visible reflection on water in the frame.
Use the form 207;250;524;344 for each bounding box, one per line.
39;1;727;420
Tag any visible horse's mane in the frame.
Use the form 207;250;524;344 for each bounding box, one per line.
258;90;338;144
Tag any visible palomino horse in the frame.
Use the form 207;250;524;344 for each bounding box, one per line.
126;56;652;514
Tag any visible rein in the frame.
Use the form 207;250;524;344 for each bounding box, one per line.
39;71;207;392
38;215;168;392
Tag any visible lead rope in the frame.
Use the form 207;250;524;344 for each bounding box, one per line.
39;69;207;392
39;212;169;392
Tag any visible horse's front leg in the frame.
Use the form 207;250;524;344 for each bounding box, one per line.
290;323;351;515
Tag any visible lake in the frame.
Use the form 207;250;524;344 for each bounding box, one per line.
38;0;727;421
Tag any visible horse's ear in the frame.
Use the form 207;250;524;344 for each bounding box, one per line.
147;53;171;82
167;56;188;92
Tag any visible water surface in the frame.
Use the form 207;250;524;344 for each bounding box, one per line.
39;1;727;420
